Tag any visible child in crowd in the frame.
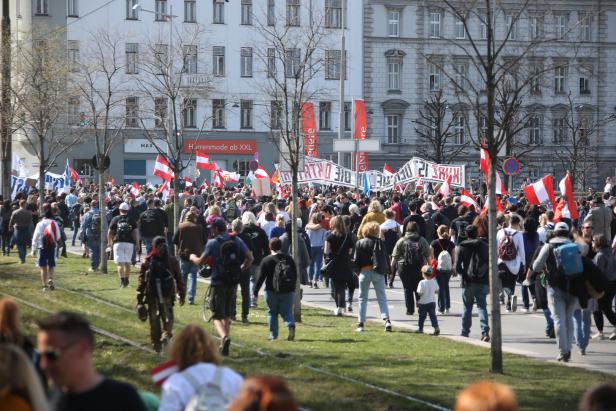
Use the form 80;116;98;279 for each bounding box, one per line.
416;265;440;335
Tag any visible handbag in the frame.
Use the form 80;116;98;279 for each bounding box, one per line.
321;234;347;278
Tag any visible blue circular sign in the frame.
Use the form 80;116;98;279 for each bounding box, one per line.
503;157;520;176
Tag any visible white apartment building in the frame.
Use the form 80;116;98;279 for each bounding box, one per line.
8;0;363;184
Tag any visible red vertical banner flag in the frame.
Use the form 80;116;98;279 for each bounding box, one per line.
301;102;318;157
354;99;368;172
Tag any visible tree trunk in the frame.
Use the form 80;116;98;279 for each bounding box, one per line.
0;5;11;200
98;170;108;273
488;158;503;373
291;169;301;323
173;172;181;248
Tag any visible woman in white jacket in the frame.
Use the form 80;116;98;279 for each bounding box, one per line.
31;204;62;291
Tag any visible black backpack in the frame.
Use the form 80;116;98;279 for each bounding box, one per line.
90;212;102;236
148;258;175;298
383;229;398;256
272;255;297;293
399;238;423;276
218;237;242;285
114;217;133;243
465;240;488;282
371;238;390;275
454;220;470;244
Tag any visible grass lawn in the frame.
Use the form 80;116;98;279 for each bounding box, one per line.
1;253;615;411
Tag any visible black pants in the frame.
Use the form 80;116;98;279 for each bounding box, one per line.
595;280;616;331
239;269;251;319
399;269;421;314
332;279;347;308
1;232;10;254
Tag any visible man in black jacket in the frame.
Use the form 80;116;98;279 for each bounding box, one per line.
138;199;168;255
456;224;490;342
240;212;270;311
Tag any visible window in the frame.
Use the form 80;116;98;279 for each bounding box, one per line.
388;60;400;90
387;9;400;37
267;0;276;26
325;50;341;80
154;98;167;128
154;44;168;74
155;0;167;21
386;115;400;144
126;0;139;19
552;117;566;143
213;0;225;24
554;12;568;40
126;43;139;74
184;0;196;22
579;117;591;145
429;11;441;38
506;15;517;40
453;62;468;93
579;74;590;95
480;13;488;39
579;12;591;41
286;0;300;26
454;114;465;145
529;15;542;39
241;47;253;77
344;102;351;131
67;97;80;126
241;100;253;129
68;0;78;17
68;41;79;72
241;0;252;25
429;63;441;91
126;97;139;128
35;0;48;15
270;100;282;129
74;159;94;177
213;46;225;77
182;45;197;74
528;115;543;145
530;64;542;95
455;15;465;39
212;99;225;129
285;48;301;78
182;99;197;128
233;160;251;177
267;48;276;78
554;65;567;94
319;102;331;130
325;0;342;28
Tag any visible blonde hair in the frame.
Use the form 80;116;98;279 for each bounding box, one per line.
437;225;449;240
208;205;221;216
362;221;381;238
368;200;382;213
170;324;221;371
0;344;50;411
455;381;518;411
330;216;347;236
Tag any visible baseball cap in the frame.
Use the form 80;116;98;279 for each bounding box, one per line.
208;218;227;232
554;222;569;232
119;202;130;211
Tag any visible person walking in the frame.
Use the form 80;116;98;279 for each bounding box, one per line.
31;204;62;292
8;200;33;264
456;224;490;341
173;211;206;305
522;218;542;312
356;200;386;240
240;211;270;310
68;197;83;247
591;234;616;340
0;200;12;256
430;225;455;314
585;195;613;242
496;213;525;312
306;213;328;289
353;222;392;332
137;236;185;353
323;216;354;316
108;202;139;288
416;265;440;335
138;199;167;255
253;237;298;341
380;210;401;288
81;200;103;272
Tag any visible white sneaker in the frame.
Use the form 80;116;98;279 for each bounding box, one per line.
591;332;605;340
521;308;529;313
609;332;616;341
333;308;339;316
356;323;364;332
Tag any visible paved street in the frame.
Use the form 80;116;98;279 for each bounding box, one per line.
301;275;616;376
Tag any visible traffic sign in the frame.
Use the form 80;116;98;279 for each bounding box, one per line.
503;157;520;176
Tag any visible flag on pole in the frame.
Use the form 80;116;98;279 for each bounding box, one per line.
383;163;394;176
460;189;479;209
554;173;579;221
130;182;140;198
438;175;452;197
481;195;504;215
523;175;556;208
62;159;72;193
479;147;507;195
362;172;371;197
154;155;174;181
196;151;216;170
254;164;269;179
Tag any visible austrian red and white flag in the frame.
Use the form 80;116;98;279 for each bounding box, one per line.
213;170;224;188
481;195;504;215
130;182;140;198
460;189;478;209
554;173;579;221
479;147;507;195
156;181;170;200
150;360;178;387
196;151;216;170
183;177;193;187
154;155;174;182
523;175;556;208
383;163;394;176
438;175;452;197
254;164;270;179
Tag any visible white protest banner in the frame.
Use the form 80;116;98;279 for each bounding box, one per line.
411;157;465;187
11;176;29;199
279;157;356;188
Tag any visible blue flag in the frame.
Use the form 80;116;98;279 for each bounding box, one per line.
362;172;371;197
63;159;72;190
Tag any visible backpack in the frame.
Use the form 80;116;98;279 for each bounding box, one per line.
399;238;423;276
218;237;242;285
436;247;453;272
468;246;488;281
148;258;175;298
383;228;398;256
552;243;584;279
498;230;517;261
272;255;297;293
183;367;228;411
114;217;133;243
371;238;390;275
454;220;470;244
423;217;436;243
42;221;58;250
90;212;102;237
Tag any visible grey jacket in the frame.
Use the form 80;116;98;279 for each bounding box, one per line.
584;205;613;242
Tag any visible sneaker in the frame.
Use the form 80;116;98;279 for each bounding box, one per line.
460;332;469;337
241;316;250;324
333;308;340;316
313;282;319;289
506;307;512;313
564;352;571;362
438;310;445;315
511;295;517;312
445;309;450;314
287;326;295;341
521;308;529;313
220;336;231;357
547;328;556;339
337;308;343;317
609;332;616;341
384;320;392;332
557;352;571;362
47;279;55;291
346;304;353;312
579;348;586;356
481;333;490;342
433;327;440;336
416;329;424;334
406;310;413;316
355;323;364;332
591;332;605;340
250;302;258;308
532;298;538;312
389;283;394;289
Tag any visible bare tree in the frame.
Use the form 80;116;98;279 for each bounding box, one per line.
12;30;80;210
253;8;331;322
75;30;127;273
415;90;467;164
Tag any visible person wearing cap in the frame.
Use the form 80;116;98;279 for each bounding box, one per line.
532;221;586;362
108;203;139;288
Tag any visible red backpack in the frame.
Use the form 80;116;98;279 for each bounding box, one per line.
498;231;518;261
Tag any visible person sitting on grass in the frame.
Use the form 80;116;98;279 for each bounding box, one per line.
416;265;440;335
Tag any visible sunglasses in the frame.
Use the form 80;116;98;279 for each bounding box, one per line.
583;226;594;229
38;341;78;362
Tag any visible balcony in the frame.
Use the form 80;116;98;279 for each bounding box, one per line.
179;74;211;90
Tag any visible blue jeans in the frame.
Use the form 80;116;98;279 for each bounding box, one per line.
358;269;390;324
461;283;490;336
309;246;324;283
264;291;295;339
88;239;100;270
573;308;591;351
249;266;258;306
180;258;198;304
436;270;452;312
71;221;80;244
418;302;439;332
14;227;30;263
547;286;579;355
543;309;554;333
